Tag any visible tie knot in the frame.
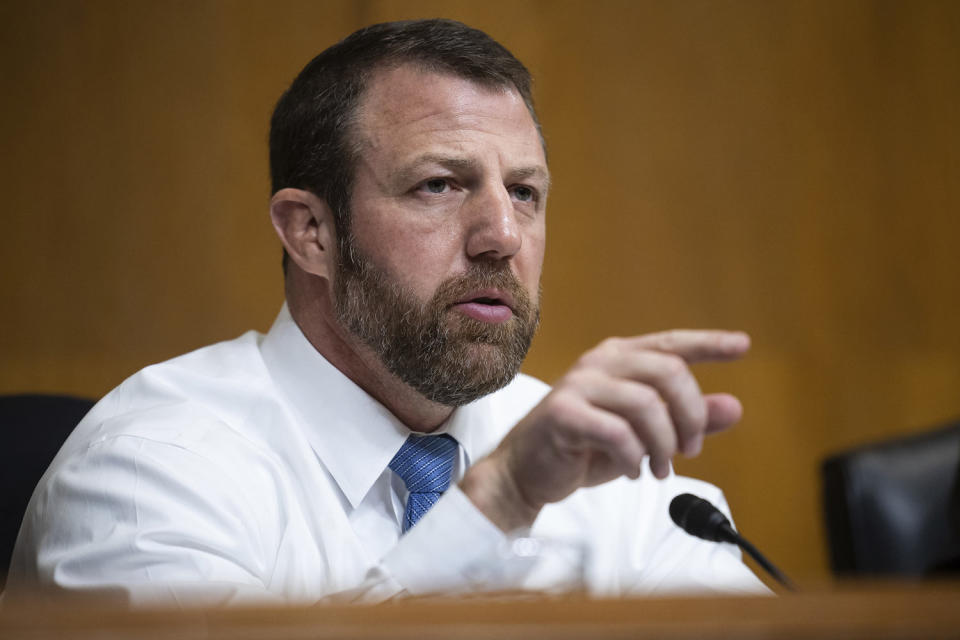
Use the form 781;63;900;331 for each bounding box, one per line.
389;434;458;494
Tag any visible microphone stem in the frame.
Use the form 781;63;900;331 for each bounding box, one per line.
729;529;796;592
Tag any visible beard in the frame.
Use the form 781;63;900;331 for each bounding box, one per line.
332;235;540;407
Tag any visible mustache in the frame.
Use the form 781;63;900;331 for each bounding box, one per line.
431;263;534;316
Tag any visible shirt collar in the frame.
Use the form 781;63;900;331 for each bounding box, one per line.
259;304;501;508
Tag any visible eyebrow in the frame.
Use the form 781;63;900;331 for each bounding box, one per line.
391;153;551;191
509;165;552;191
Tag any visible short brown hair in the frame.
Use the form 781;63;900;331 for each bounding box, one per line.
269;19;540;273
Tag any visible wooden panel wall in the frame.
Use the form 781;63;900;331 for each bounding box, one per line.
2;0;958;583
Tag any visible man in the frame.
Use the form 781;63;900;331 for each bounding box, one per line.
8;19;765;606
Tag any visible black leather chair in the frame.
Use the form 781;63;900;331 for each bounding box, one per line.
0;394;95;589
822;419;960;577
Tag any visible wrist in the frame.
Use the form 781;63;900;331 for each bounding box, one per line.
459;456;541;532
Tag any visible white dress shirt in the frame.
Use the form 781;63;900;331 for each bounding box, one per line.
7;305;766;606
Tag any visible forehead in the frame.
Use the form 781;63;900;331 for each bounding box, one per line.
352;64;546;167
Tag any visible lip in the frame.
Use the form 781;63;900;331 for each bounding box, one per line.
452;288;516;312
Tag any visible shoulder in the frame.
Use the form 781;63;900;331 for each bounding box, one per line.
118;330;269;409
447;373;551;458
50;330;293;490
485;372;551;421
14;333;293;578
74;331;269;435
507;372;552;398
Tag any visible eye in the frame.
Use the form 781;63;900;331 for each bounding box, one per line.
511;185;536;203
421;178;450;194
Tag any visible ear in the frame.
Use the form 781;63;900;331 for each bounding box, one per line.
270;188;337;279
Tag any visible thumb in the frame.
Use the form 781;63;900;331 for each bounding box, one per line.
683;393;743;457
705;393;743;433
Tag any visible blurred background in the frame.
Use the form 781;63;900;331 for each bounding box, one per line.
2;0;958;585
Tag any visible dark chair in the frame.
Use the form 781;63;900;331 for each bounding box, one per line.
0;394;95;589
822;419;960;577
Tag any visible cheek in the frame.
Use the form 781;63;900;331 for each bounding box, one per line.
520;223;547;279
385;223;462;267
358;224;463;295
351;196;450;253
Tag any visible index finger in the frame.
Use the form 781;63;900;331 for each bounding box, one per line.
627;330;751;363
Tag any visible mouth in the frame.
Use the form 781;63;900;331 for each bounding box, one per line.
454;289;515;310
451;289;516;323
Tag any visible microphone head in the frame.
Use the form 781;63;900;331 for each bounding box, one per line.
669;493;737;543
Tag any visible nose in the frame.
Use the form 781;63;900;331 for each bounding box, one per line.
464;183;522;261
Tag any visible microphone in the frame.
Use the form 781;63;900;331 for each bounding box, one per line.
669;493;796;591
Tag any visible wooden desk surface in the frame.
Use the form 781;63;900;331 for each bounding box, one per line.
3;582;960;639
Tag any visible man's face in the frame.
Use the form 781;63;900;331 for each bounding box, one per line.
333;64;548;406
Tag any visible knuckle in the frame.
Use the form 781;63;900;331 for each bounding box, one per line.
689;400;708;430
642;331;673;351
659;353;687;377
574;350;601;369
562;368;597;391
599;336;625;354
543;389;585;426
572;352;593;369
597;422;644;464
595;418;628;445
630;385;662;412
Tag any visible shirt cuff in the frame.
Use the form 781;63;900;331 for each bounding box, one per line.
381;485;527;595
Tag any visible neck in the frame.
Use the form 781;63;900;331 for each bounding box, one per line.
286;274;454;433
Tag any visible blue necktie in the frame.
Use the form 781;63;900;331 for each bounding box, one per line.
389;434;459;533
